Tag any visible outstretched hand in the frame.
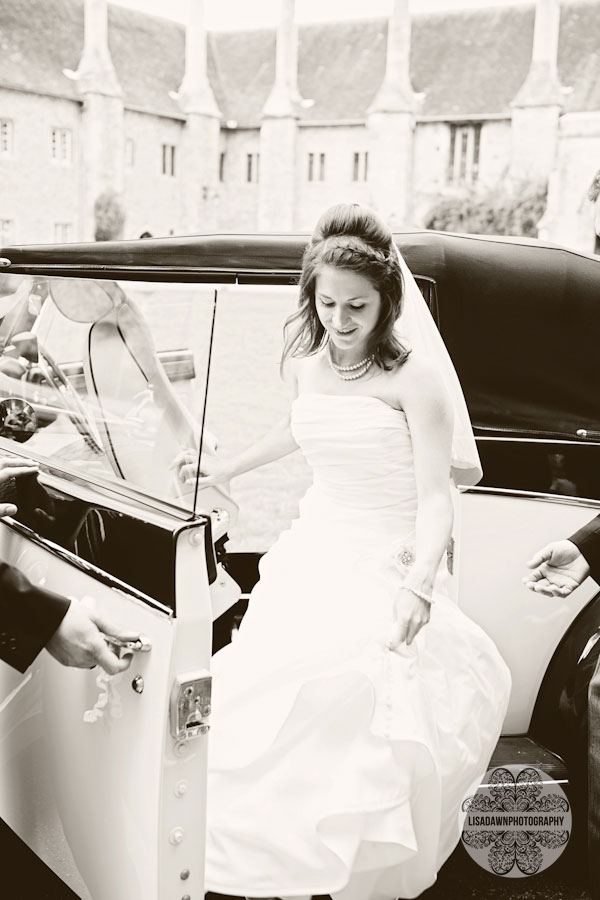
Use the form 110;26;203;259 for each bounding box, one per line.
523;539;590;598
46;602;141;674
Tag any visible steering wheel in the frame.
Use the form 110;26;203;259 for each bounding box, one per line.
34;340;104;456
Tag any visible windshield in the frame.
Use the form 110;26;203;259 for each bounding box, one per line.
0;273;219;516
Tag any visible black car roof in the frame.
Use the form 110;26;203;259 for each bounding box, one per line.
0;228;589;279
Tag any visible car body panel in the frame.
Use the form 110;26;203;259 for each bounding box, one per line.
457;487;600;734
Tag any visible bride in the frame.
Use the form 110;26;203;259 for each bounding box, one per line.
177;203;511;900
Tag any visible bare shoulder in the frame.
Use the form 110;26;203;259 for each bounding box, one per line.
392;351;451;415
282;354;318;394
281;355;301;384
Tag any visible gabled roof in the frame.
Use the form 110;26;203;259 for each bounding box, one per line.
0;0;598;124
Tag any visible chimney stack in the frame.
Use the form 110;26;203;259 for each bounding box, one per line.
178;0;221;117
258;0;299;230
510;0;565;180
76;0;122;97
367;0;418;226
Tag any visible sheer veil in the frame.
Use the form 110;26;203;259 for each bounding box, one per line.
393;247;482;487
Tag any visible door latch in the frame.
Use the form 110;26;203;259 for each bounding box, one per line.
170;670;212;741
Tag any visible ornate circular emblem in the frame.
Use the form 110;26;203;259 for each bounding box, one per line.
460;765;571;878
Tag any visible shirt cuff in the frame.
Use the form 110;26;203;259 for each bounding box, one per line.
569;514;600;583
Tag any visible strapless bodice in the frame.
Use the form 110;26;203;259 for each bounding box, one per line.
290;392;418;541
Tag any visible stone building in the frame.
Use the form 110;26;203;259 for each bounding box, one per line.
0;0;599;252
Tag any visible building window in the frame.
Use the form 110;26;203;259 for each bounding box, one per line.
162;143;176;176
54;223;72;242
0;219;14;245
308;152;326;182
246;153;259;183
219;152;225;182
0;120;13;157
51;127;72;165
352;151;368;182
448;123;481;185
125;138;135;168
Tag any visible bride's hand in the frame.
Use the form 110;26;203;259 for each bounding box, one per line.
388;588;431;649
172;448;235;487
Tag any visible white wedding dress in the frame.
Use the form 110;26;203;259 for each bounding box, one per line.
205;392;512;900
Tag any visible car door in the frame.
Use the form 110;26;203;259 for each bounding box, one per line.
0;271;239;899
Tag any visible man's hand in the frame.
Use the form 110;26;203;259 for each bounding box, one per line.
46;602;140;674
524;540;590;598
0;456;39;516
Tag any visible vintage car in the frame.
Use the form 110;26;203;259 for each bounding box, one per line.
0;229;598;899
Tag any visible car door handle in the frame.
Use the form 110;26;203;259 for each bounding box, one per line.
104;635;152;652
577;429;600;440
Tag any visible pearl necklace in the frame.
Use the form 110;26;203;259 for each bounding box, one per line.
328;346;375;381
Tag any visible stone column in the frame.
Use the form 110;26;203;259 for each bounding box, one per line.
258;0;299;231
510;0;565;181
178;0;222;233
366;0;418;227
537;114;600;253
76;0;125;240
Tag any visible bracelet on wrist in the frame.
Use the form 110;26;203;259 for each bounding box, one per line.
403;586;434;605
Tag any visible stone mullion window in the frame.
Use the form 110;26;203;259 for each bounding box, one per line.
352;151;368;182
308;152;326;182
448;123;482;186
162;144;176;176
472;125;481;182
54;223;72;242
0;120;13;157
51;127;72;166
125;138;135;168
246;153;259;183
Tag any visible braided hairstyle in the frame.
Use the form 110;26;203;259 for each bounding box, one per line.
282;203;410;372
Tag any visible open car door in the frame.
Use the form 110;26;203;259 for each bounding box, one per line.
0;498;212;900
0;273;240;899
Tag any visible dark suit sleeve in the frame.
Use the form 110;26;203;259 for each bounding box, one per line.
0;562;71;673
570;514;600;583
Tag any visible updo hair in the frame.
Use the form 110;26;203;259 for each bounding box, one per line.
281;203;411;372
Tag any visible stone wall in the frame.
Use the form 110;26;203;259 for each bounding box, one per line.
539;112;600;254
1;85;598;256
215;128;260;232
295;124;370;231
0;88;81;244
122;109;185;239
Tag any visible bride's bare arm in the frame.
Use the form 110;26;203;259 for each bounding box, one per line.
389;355;454;647
176;360;299;486
216;412;299;482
